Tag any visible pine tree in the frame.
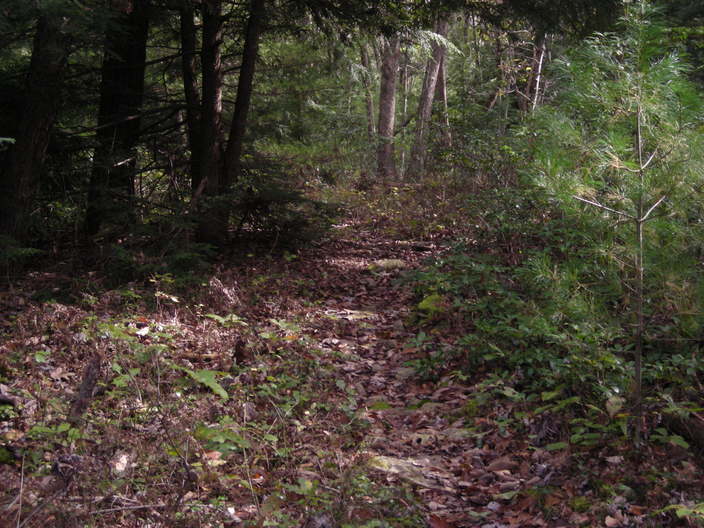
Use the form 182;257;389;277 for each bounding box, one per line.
532;1;704;442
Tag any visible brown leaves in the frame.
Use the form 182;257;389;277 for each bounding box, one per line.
486;456;518;472
428;514;454;528
0;228;701;528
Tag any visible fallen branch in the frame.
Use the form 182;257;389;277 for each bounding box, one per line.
91;503;166;515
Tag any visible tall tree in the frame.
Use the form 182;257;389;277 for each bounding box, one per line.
196;0;265;245
222;0;265;192
359;43;376;142
0;15;68;239
376;34;400;182
84;0;150;236
407;18;449;179
435;54;452;146
192;0;224;209
180;0;202;194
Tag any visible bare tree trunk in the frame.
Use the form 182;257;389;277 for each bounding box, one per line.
436;54;452;147
359;43;376;143
0;16;67;239
531;33;546;111
180;0;202;193
634;106;645;445
197;0;224;197
223;0;265;190
194;0;225;244
399;48;409;173
407;19;448;180
85;0;150;236
376;34;400;182
198;0;265;246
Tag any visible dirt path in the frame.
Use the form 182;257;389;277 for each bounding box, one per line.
281;229;549;528
0;227;560;527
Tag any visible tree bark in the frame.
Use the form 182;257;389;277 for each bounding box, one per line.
197;0;265;246
180;0;202;193
222;0;265;191
399;48;409;173
193;0;225;244
359;43;376;143
530;32;547;111
436;54;452;147
376;34;400;182
407;19;448;180
0;16;68;240
84;0;150;236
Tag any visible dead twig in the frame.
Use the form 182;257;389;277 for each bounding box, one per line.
91;503;166;515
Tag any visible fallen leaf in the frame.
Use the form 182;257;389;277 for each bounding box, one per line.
428;515;454;528
606;396;625;418
605;516;620;527
368;456;445;489
111;452;130;474
487;456;518;472
203;450;226;466
629;505;647;515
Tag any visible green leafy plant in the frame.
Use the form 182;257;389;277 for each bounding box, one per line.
531;1;704;439
172;364;229;400
205;313;249;328
193;418;251;455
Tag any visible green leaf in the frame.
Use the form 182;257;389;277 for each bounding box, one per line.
205;313;226;325
669;435;689;449
56;422;71;433
417;293;445;313
546;441;569;451
34;349;51;363
176;366;229;400
494;490;519;500
541;386;563;401
112;374;131;388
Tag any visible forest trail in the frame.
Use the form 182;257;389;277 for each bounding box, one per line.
272;226;549;528
282;227;487;526
1;224;585;528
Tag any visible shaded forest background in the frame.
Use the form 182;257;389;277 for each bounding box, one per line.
3;0;704;526
0;0;633;254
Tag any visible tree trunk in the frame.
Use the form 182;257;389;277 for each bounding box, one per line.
222;0;265;190
180;0;202;193
435;54;452;147
530;32;547;111
359;43;376;143
399;48;409;173
193;0;225;244
84;0;150;236
197;0;264;246
0;16;67;240
376;34;400;182
407;19;448;180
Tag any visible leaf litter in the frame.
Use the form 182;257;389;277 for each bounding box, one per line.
0;224;701;527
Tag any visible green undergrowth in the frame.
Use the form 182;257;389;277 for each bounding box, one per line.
0;302;422;526
404;184;704;450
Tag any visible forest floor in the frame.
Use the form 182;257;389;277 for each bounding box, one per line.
0;220;702;527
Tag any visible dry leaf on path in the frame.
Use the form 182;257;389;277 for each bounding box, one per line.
368;455;448;490
428;514;454;528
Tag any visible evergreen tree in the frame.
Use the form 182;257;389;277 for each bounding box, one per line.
532;1;704;440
